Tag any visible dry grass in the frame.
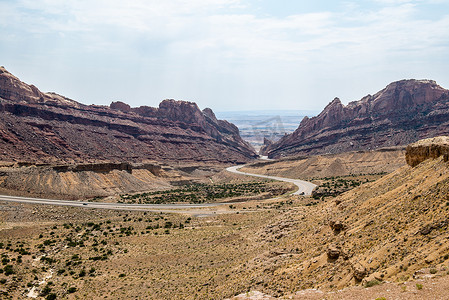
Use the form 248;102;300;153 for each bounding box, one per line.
241;148;405;180
1;155;449;299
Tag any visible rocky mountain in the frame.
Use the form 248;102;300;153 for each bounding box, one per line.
262;79;449;158
0;67;257;164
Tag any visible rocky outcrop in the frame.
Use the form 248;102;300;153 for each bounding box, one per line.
263;80;449;158
259;138;273;155
352;262;367;281
327;244;342;260
51;162;162;175
405;136;449;167
0;67;257;164
110;101;131;112
329;220;346;233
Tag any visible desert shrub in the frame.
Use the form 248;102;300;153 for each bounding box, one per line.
364;279;381;288
3;265;14;276
68;287;77;293
57;269;65;275
71;254;80;261
40;285;51;296
416;283;423;290
79;269;86;277
46;294;57;300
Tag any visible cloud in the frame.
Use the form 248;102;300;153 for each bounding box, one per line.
4;0;448;61
373;0;415;4
1;0;449;110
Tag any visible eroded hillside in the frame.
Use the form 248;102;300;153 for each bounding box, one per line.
235;137;449;297
241;148;405;180
0;162;186;199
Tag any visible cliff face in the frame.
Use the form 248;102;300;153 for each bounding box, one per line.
0;67;257;164
405;136;449;167
263;79;449;158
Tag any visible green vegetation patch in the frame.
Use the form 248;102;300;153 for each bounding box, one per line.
120;181;291;204
312;173;385;199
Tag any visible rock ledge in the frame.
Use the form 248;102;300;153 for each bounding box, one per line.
405;136;449;167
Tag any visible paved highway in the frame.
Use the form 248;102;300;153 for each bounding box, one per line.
0;163;316;215
226;165;317;195
0;194;222;216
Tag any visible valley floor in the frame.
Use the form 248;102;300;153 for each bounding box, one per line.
1;146;449;299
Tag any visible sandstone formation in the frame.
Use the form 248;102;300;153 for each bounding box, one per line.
262;79;449;158
0;161;180;199
0;67;257;164
405;136;449;167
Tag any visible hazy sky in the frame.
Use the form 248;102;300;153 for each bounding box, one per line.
1;0;449;112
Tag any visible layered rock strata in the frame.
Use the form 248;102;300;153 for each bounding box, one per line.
405;136;449;167
262;80;449;158
0;67;256;164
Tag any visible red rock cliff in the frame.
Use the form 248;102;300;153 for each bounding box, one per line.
263;79;449;158
0;67;256;164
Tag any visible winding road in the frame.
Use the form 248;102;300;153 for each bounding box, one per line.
0;163;316;215
226;165;317;195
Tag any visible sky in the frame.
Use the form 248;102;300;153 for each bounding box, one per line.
1;0;449;112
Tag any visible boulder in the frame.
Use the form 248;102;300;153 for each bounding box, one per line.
327;245;341;260
329;220;346;233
